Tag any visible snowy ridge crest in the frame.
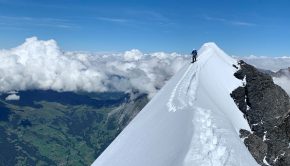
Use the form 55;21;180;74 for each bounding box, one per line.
92;42;258;166
167;64;199;112
167;42;233;112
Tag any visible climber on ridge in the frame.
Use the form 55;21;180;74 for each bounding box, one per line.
191;49;197;63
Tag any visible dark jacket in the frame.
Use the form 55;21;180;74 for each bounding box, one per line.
192;50;197;56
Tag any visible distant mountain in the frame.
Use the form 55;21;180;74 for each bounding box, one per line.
270;67;290;77
0;90;148;165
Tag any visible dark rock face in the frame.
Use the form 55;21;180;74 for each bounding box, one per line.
240;129;268;165
231;60;290;166
230;87;247;114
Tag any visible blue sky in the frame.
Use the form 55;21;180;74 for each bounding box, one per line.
0;0;290;56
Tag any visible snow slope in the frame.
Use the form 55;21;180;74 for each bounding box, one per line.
92;43;258;166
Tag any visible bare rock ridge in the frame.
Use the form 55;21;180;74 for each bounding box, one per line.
231;60;290;165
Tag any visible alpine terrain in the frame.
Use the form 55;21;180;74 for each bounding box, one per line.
93;42;290;166
93;43;266;166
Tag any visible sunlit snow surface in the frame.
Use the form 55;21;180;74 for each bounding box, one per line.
92;43;258;166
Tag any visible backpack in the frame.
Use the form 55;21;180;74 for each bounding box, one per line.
192;50;197;56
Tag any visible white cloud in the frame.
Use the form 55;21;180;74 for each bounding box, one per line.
0;15;76;29
123;49;143;61
273;76;290;96
236;56;290;71
5;94;20;101
203;15;256;27
96;17;129;23
0;37;189;98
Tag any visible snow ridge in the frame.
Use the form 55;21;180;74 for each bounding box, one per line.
167;63;199;112
184;107;230;166
92;42;258;166
167;42;254;165
167;43;216;112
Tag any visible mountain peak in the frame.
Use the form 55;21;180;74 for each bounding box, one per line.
199;42;221;54
200;42;219;49
92;44;258;166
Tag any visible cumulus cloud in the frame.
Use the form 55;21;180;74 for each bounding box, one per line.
5;94;20;101
0;37;189;98
123;49;143;61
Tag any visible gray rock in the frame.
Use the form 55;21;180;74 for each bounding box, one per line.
275;149;290;166
231;87;247;114
232;60;290;166
240;129;268;165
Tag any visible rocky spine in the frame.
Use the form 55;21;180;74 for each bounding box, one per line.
231;60;290;165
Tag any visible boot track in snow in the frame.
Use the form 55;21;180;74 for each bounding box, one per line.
92;43;258;166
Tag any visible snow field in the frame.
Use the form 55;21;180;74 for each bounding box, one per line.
92;43;258;166
167;63;199;112
184;107;230;166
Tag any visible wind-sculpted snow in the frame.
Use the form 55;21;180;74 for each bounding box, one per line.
0;37;188;98
167;64;199;112
92;42;258;166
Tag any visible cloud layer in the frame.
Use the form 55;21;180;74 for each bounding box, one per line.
2;38;289;98
238;55;290;71
271;68;290;96
0;37;189;98
273;76;290;96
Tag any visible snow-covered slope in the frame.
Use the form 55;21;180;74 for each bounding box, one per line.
92;43;258;166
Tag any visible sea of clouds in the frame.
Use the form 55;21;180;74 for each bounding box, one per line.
1;37;290;99
0;37;189;98
239;55;290;72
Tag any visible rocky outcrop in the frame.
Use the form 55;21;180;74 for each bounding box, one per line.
240;129;268;165
231;60;290;166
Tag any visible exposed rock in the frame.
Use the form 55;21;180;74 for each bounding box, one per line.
240;129;268;165
234;68;245;80
275;149;290;166
231;87;247;114
232;60;290;166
